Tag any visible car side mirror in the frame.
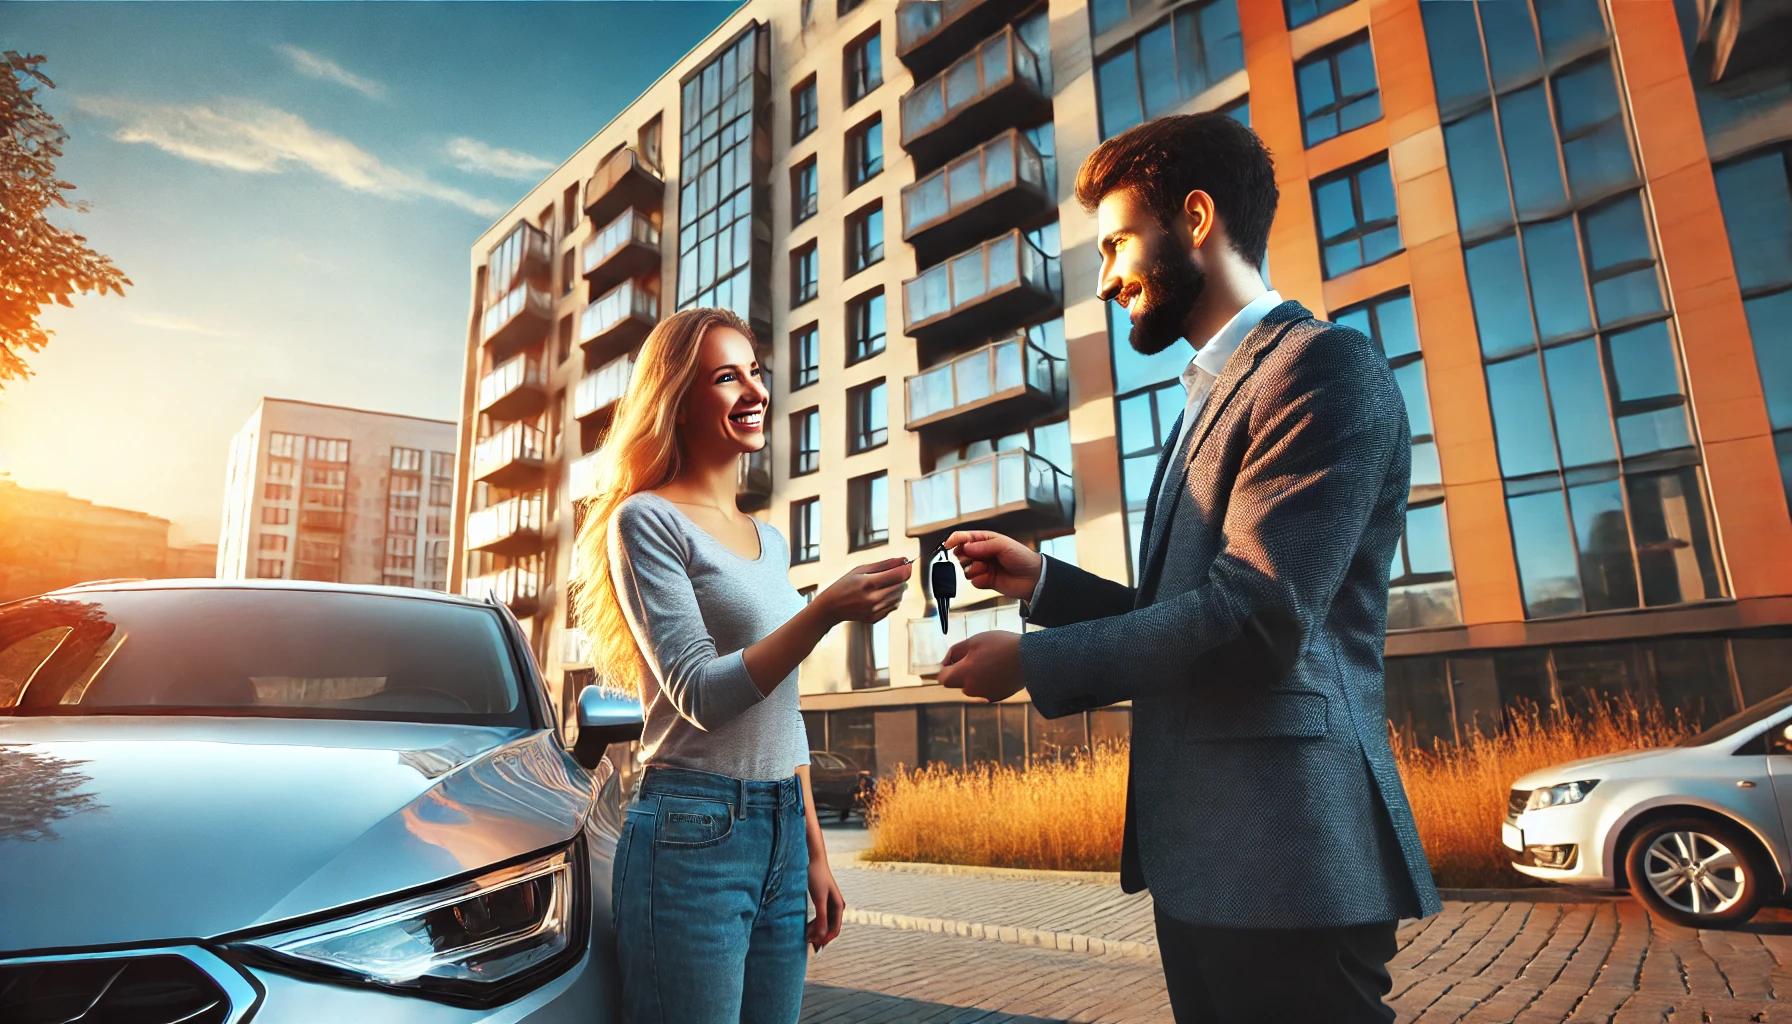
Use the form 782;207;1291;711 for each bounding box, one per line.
572;684;643;770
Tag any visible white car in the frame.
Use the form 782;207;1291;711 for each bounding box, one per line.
1504;688;1792;926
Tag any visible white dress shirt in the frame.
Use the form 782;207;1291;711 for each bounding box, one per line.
1024;290;1283;614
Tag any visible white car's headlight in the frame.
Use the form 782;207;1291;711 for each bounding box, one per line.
230;842;584;1006
1526;780;1599;811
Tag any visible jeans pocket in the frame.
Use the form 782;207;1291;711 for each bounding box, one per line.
610;815;639;932
653;795;735;848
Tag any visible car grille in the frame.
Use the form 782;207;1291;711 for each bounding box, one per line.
0;953;233;1024
1508;788;1531;822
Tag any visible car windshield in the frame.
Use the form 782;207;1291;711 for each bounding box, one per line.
1676;686;1792;747
0;588;533;727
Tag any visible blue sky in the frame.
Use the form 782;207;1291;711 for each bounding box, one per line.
0;0;738;544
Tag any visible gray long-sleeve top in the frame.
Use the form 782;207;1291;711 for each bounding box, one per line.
607;491;810;781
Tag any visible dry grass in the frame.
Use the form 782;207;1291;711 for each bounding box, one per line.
865;699;1696;886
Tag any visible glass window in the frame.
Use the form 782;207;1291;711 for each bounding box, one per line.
791;497;821;564
1714;149;1792;295
793;323;820;389
1465;235;1534;358
1285;0;1353;30
846;27;882;105
1296;33;1381;146
1508;489;1583;617
1093;0;1244;141
921;705;963;768
1312;156;1401;278
849;472;889;549
848;202;884;276
791;242;818;307
1487;354;1559;479
793;408;820;476
966;705;1002;764
848;289;886;363
847;115;883;190
1626;467;1723;607
792;158;818;225
1499;85;1567;220
1582;192;1663;325
849;379;888;453
1095;48;1144;139
1420;1;1489;118
1386;657;1455;749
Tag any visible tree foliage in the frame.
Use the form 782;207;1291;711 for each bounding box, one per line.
1;51;130;387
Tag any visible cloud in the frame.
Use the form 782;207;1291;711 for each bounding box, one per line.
74;95;503;218
444;136;555;181
274;44;387;100
130;313;237;338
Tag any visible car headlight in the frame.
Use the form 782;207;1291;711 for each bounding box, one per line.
1526;780;1599;811
229;841;584;1006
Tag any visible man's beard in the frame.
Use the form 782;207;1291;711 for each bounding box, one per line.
1126;252;1205;356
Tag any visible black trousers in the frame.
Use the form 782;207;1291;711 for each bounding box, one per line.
1153;905;1399;1023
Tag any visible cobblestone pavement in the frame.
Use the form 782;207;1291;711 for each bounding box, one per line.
802;830;1792;1023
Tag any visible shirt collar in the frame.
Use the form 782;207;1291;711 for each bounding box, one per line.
1180;289;1283;390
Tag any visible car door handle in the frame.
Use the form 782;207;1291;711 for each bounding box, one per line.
1738;780;1758;789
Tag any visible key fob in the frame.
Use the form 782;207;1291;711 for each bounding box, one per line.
929;546;956;634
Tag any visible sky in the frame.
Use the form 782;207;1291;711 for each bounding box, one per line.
0;0;739;545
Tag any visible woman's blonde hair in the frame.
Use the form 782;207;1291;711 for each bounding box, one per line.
572;306;759;701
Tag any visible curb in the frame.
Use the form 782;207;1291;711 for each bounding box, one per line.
842;907;1159;960
845;852;1120;885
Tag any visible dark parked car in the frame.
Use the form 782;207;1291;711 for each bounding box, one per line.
0;578;643;1023
808;750;875;821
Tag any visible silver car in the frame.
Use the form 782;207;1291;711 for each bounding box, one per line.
1504;689;1792;927
0;579;642;1023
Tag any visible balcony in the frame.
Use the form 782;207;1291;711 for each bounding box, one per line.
466;492;545;556
561;627;592;667
905;448;1073;537
902;229;1060;353
469;563;542;619
737;444;771;512
905;335;1066;443
896;0;1037;80
478;353;547;422
900;25;1050;174
908;601;1024;677
902;129;1052;263
570;450;602;501
582;208;661;293
584;146;663;227
481;282;554;361
575;352;635;421
473;423;547;489
297;509;345;532
580;281;658;361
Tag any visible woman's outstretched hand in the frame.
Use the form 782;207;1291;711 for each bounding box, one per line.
813;557;911;626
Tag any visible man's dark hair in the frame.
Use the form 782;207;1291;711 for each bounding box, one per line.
1074;113;1278;268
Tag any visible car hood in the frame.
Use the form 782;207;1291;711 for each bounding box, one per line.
1510;746;1676;790
0;716;592;953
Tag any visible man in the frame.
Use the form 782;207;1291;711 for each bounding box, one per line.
937;113;1441;1022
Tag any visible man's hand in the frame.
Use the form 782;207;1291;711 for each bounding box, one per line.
938;630;1024;703
942;530;1042;602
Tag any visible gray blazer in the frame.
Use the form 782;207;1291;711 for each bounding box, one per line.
1018;300;1443;929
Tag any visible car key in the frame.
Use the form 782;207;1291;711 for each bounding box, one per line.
929;544;955;634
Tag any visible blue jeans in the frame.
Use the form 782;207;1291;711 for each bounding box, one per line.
611;764;809;1024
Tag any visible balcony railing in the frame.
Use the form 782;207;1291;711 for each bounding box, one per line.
466;492;546;556
469;563;542;618
561;627;592;667
908;601;1024;676
575;351;635;421
487;221;552;295
899;25;1049;173
584;146;663;227
481;282;554;360
582;208;661;293
737;445;772;511
906;448;1073;536
902;229;1060;351
905;335;1066;440
478;353;548;422
902;129;1051;261
580;280;658;359
896;0;1036;80
570;451;602;501
472;423;547;489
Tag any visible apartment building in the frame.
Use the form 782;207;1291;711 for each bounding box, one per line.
218;398;456;590
0;477;216;602
455;0;1792;772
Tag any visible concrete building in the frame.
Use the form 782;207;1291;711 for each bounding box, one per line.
0;477;217;602
218;399;456;590
454;0;1792;771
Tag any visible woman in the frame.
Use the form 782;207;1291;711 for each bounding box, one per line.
575;306;911;1023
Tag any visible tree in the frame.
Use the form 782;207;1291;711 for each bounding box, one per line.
1;51;130;388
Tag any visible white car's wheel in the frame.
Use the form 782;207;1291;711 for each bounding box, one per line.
1624;816;1767;928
